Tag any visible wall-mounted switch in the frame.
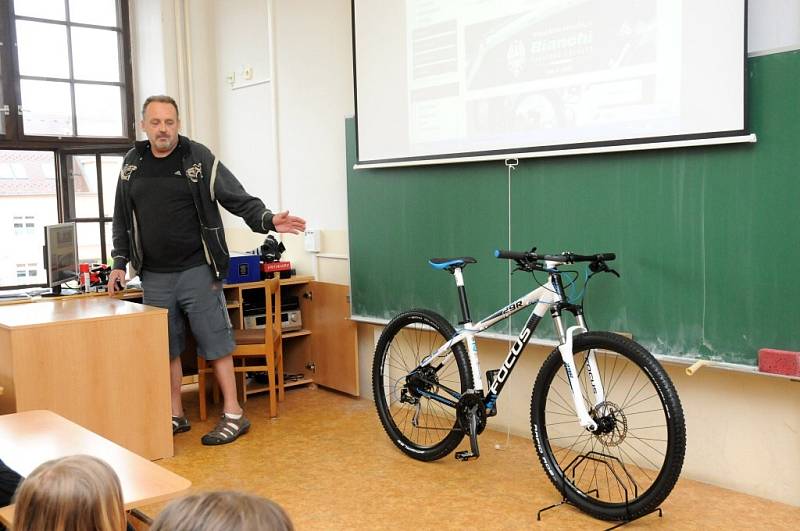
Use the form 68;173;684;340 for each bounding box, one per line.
304;229;321;253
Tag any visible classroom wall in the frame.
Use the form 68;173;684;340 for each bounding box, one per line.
269;0;355;283
748;0;800;54
129;0;178;116
129;0;800;507
271;0;354;233
129;0;218;148
211;0;279;235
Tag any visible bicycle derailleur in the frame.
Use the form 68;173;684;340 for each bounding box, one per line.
401;370;487;462
454;390;487;461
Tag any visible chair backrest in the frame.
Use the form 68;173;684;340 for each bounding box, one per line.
231;277;282;351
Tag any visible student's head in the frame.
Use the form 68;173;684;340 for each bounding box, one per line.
150;490;293;531
12;455;126;531
141;94;181;156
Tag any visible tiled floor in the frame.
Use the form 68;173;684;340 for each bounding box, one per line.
138;385;799;530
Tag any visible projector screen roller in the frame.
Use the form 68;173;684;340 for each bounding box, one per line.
353;0;748;166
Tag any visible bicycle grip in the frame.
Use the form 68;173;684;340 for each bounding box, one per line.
494;249;530;260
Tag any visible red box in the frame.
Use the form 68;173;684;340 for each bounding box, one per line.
261;261;292;279
261;261;291;273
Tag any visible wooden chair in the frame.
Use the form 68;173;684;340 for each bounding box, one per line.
197;278;284;420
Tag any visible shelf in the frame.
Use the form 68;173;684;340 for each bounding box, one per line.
284;378;313;388
282;329;311;339
279;275;314;286
225;301;240;309
245;377;312;395
245;383;269;396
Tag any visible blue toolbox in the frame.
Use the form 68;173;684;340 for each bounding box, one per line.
225;252;261;284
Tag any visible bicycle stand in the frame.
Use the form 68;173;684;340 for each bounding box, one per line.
536;450;663;529
536;499;662;530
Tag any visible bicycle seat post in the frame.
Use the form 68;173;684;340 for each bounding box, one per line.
453;267;472;325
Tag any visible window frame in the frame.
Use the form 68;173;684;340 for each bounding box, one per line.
58;146;128;266
0;0;135;147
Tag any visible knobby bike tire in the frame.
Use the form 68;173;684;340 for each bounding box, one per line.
373;309;474;461
530;331;686;521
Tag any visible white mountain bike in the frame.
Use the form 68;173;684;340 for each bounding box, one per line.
372;248;686;522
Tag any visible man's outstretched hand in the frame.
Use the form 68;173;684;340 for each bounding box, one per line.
272;211;306;234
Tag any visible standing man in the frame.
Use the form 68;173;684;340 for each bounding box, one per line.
108;95;305;446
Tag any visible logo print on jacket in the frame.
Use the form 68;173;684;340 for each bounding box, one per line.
120;164;137;181
186;163;203;182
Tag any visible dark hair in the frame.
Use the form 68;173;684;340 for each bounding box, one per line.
142;95;179;118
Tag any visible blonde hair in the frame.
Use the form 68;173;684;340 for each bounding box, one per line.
12;455;126;531
151;491;293;531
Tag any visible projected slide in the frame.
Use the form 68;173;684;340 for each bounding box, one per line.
354;0;746;164
408;0;679;150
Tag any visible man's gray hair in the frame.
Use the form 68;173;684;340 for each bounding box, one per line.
142;95;179;118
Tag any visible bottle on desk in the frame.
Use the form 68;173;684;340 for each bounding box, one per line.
80;263;92;293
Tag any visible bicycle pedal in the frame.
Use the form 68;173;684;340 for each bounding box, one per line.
455;450;478;461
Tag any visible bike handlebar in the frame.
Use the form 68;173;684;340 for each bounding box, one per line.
494;249;616;264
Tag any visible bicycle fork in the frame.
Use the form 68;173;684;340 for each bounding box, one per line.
554;315;604;432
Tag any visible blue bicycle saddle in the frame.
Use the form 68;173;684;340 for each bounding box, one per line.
428;257;477;270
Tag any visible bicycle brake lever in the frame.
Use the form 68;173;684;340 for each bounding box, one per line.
588;261;620;278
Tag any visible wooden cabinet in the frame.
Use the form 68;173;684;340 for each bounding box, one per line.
222;276;359;397
0;298;173;460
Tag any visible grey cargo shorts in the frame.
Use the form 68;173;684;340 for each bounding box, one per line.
141;264;235;361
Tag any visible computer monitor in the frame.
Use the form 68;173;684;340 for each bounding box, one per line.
42;222;80;296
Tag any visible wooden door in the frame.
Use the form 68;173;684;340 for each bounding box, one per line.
307;281;359;396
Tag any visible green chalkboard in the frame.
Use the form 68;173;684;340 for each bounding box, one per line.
347;50;800;366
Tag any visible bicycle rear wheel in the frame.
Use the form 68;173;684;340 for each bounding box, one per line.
373;309;473;461
530;331;685;521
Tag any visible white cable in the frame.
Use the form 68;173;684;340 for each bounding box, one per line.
494;159;518;450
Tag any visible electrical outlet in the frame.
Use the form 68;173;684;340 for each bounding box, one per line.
242;66;253;80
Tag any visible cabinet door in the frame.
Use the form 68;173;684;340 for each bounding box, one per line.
308;281;359;396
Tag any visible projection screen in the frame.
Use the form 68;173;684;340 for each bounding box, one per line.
352;0;750;167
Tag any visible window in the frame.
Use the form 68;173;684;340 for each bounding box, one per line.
60;150;124;266
1;150;58;288
0;0;133;289
0;0;134;145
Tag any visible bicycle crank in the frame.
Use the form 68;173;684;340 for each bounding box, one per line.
455;391;486;461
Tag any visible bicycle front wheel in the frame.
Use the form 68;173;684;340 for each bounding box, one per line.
530;331;685;521
373;309;474;461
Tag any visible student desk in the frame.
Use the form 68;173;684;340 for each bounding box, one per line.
0;410;190;527
0;297;172;460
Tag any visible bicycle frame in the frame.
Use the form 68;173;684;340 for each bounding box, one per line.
416;262;604;432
